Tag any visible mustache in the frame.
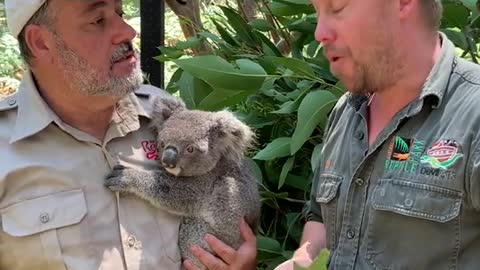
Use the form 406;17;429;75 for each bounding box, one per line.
111;42;135;63
323;46;349;57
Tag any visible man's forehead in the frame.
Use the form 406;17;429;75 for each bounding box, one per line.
55;0;122;13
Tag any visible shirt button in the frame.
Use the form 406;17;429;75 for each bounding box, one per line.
355;130;364;140
355;178;365;187
347;230;355;239
7;99;16;106
404;198;414;209
39;213;50;223
127;235;136;248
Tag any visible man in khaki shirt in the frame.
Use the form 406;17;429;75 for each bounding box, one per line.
0;0;257;269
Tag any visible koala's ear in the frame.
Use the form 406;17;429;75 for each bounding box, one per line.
150;96;186;131
213;110;255;163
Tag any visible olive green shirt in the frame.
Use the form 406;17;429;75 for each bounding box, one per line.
308;32;480;269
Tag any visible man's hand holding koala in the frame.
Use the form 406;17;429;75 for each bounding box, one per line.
105;96;261;270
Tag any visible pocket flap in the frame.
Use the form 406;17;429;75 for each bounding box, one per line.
1;189;87;236
372;179;462;223
316;174;342;203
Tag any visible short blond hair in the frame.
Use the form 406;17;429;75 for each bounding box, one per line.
419;0;443;30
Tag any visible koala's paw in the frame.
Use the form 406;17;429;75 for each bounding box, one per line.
104;165;135;192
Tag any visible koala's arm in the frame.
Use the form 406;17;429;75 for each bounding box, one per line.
105;165;206;216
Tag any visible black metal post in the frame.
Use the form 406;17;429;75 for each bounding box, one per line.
140;0;165;89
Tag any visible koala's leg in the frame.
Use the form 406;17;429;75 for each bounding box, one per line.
179;217;214;270
105;166;201;216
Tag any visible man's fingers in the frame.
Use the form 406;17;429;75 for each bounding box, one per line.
183;260;200;270
240;218;256;243
190;245;227;270
205;234;236;264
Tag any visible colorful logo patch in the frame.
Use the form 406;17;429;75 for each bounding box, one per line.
390;136;413;161
385;136;425;174
420;140;462;170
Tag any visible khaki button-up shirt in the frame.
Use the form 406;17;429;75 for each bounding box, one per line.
308;32;480;269
0;71;182;270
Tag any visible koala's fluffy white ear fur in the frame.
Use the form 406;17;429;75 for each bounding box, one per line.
150;96;186;131
213;110;255;163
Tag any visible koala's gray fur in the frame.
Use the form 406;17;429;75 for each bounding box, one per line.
105;96;261;270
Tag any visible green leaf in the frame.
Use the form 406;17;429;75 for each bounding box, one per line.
279;156;295;189
171;56;267;91
266;1;315;16
211;21;238;47
311;143;323;172
294;249;329;270
237;113;278;128
442;29;469;50
175;36;205;50
290;90;338;154
177;72;213;109
442;3;470;28
165;68;183;94
257;236;286;257
256;32;283;57
197;88;255;111
219;6;260;47
306;41;321;58
157;46;184;59
267;56;316;79
198;31;231;46
278;0;312;5
253;137;292;160
271;85;311;114
246;158;263;184
460;0;480;15
284;174;310;191
249;19;275;32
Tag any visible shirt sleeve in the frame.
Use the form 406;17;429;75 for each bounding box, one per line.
304;165;323;223
468;144;480;210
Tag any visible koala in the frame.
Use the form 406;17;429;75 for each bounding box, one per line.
104;96;261;269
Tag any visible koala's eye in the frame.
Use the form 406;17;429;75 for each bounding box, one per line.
159;141;165;148
187;146;194;153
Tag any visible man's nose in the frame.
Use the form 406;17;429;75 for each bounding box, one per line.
315;18;336;44
112;16;137;45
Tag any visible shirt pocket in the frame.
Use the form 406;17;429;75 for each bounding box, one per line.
366;178;462;270
315;173;343;250
0;189;87;270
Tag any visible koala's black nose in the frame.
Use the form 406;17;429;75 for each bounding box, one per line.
162;146;178;168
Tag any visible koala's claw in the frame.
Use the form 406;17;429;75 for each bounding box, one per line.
104;165;131;192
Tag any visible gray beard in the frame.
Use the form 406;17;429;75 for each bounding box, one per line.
55;36;143;97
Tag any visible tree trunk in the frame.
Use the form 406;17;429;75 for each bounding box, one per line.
164;0;211;54
236;0;256;22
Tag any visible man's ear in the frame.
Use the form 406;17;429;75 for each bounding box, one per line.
24;25;54;63
398;0;415;19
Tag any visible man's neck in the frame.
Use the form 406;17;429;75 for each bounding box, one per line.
32;72;120;142
367;33;442;146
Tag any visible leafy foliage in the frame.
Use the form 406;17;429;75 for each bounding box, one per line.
156;2;341;269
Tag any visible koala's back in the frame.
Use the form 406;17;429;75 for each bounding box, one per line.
199;159;260;248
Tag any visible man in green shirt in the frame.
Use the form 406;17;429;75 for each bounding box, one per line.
276;0;480;269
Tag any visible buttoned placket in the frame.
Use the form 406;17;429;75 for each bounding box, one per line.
333;108;373;269
332;99;425;269
103;107;145;270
